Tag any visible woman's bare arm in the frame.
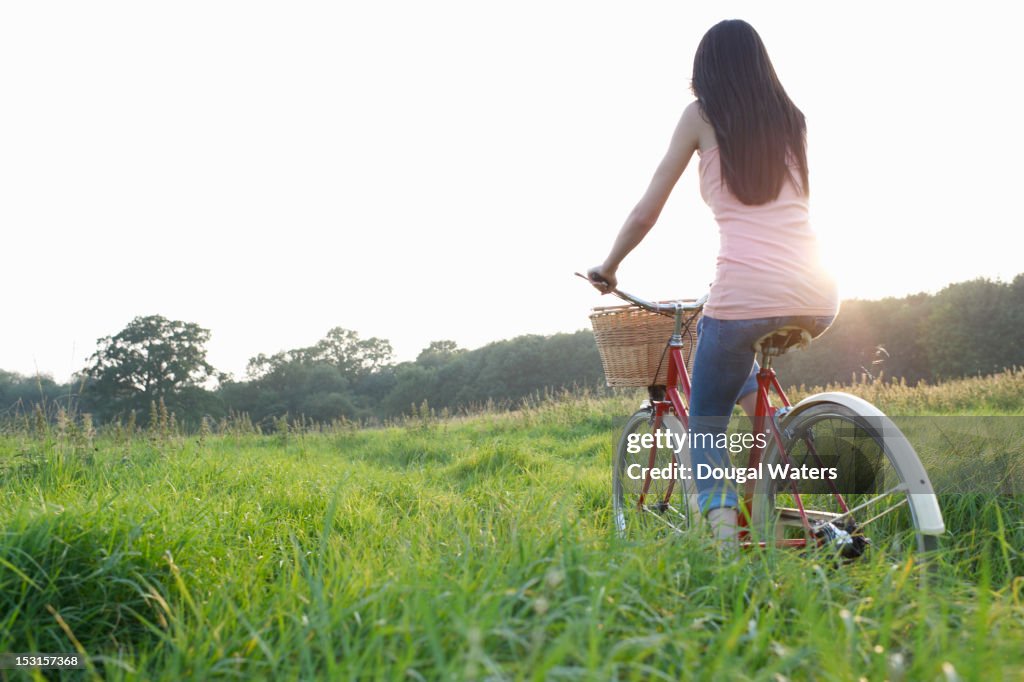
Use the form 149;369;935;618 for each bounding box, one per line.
588;101;704;292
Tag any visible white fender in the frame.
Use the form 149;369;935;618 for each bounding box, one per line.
783;392;945;535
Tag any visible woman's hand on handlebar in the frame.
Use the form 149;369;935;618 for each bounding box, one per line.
586;265;617;294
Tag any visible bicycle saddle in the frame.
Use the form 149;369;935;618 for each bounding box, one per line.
751;325;814;356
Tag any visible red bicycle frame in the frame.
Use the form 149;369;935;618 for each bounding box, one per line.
639;334;850;549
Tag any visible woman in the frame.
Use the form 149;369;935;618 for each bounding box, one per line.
588;19;839;542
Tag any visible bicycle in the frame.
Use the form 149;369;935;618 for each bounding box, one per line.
578;273;945;558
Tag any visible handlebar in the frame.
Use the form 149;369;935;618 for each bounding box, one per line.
574;272;707;314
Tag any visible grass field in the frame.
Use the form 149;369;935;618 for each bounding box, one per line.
2;372;1023;680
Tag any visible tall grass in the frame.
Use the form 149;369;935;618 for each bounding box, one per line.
788;367;1024;415
0;375;1021;679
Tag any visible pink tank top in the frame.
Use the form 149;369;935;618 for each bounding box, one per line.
698;145;839;320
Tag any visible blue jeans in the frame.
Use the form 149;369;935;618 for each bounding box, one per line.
688;314;835;512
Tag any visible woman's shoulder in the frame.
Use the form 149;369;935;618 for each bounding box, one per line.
683;101;718;154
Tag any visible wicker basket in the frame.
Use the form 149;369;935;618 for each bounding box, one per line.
589;303;700;387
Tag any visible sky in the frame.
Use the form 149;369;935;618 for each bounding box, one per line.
2;2;1021;383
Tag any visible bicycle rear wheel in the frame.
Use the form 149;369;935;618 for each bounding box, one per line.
613;407;699;538
751;400;941;558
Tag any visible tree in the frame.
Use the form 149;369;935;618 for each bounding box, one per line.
0;370;72;416
246;327;393;380
307;328;393;376
83;315;216;421
925;278;1019;380
234;327;395;424
416;340;463;368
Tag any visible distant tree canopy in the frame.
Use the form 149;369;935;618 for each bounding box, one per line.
219;327;396;425
3;274;1023;429
378;330;604;419
0;370;69;417
246;327;393;380
81;315;216;423
416;340;463;367
220;328;601;427
774;274;1024;387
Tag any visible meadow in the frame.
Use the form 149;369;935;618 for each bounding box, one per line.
1;371;1023;680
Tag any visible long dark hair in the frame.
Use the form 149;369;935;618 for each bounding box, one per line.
691;20;808;205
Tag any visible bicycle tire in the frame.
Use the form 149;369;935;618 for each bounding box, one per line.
751;400;941;557
612;406;700;538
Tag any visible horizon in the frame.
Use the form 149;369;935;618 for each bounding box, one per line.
3;2;1020;384
8;270;1018;385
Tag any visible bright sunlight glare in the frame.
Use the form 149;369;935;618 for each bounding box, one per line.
1;1;1020;381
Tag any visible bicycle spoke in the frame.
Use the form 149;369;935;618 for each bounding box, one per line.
829;483;908;524
633;502;688;535
855;496;909;529
664;504;691;526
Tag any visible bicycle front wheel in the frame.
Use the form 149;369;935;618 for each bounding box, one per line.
751;400;942;558
612;407;699;538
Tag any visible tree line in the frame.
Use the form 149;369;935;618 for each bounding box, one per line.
773;274;1024;387
2;274;1022;430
